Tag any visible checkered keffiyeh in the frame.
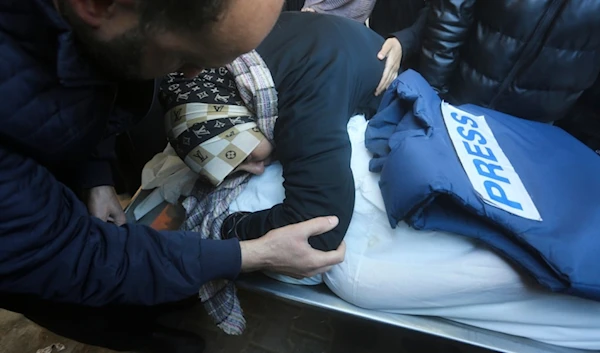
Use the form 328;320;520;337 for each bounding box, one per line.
176;51;278;335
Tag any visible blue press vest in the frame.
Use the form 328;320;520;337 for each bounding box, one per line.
366;70;600;300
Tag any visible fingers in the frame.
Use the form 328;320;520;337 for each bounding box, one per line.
375;66;393;96
294;226;346;276
112;209;127;226
375;78;387;96
303;242;346;277
383;71;399;96
100;209;126;226
377;40;393;60
375;38;403;96
292;216;339;238
375;59;401;95
251;217;344;278
89;207;109;222
318;241;346;267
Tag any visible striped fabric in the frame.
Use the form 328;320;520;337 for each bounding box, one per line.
303;0;376;23
180;50;278;335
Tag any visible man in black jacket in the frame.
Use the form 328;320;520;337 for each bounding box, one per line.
556;74;600;153
370;0;428;95
419;0;600;125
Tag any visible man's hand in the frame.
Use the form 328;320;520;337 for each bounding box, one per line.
240;216;346;278
375;37;403;96
83;186;127;226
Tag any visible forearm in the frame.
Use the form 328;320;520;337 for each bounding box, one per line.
2;219;242;306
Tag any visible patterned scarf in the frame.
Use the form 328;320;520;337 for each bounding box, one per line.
180;50;278;335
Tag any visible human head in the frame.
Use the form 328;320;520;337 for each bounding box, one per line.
162;70;273;186
234;139;273;176
178;118;272;186
56;0;284;79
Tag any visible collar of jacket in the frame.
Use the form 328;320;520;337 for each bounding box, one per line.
35;0;113;88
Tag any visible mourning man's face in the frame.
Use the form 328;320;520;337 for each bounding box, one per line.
59;0;284;80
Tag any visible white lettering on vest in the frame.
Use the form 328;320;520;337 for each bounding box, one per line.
441;102;542;221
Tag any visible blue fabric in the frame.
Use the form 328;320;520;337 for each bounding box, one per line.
0;0;241;306
366;70;600;300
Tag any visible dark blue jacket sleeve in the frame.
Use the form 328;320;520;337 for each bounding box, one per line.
0;145;241;306
74;135;116;189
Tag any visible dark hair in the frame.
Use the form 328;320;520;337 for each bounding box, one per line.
137;0;229;33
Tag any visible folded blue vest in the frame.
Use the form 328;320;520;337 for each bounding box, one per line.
366;70;600;300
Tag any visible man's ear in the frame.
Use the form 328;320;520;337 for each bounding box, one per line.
64;0;134;27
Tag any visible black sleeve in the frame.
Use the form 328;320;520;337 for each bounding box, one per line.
557;73;600;152
392;5;429;63
229;69;355;252
419;0;476;93
0;144;241;306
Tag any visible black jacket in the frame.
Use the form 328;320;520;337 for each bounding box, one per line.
419;0;600;123
233;13;385;251
163;13;384;251
556;73;600;153
369;0;428;70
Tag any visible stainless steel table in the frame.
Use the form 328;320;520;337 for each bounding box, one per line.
125;189;596;353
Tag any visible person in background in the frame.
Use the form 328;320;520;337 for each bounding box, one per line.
0;0;345;352
419;0;600;124
370;0;428;95
300;0;376;24
556;74;600;153
289;0;401;96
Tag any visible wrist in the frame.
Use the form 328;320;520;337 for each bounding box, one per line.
239;238;272;273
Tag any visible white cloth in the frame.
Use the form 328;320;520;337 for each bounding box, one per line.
228;115;600;350
136;144;200;221
228;161;324;286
